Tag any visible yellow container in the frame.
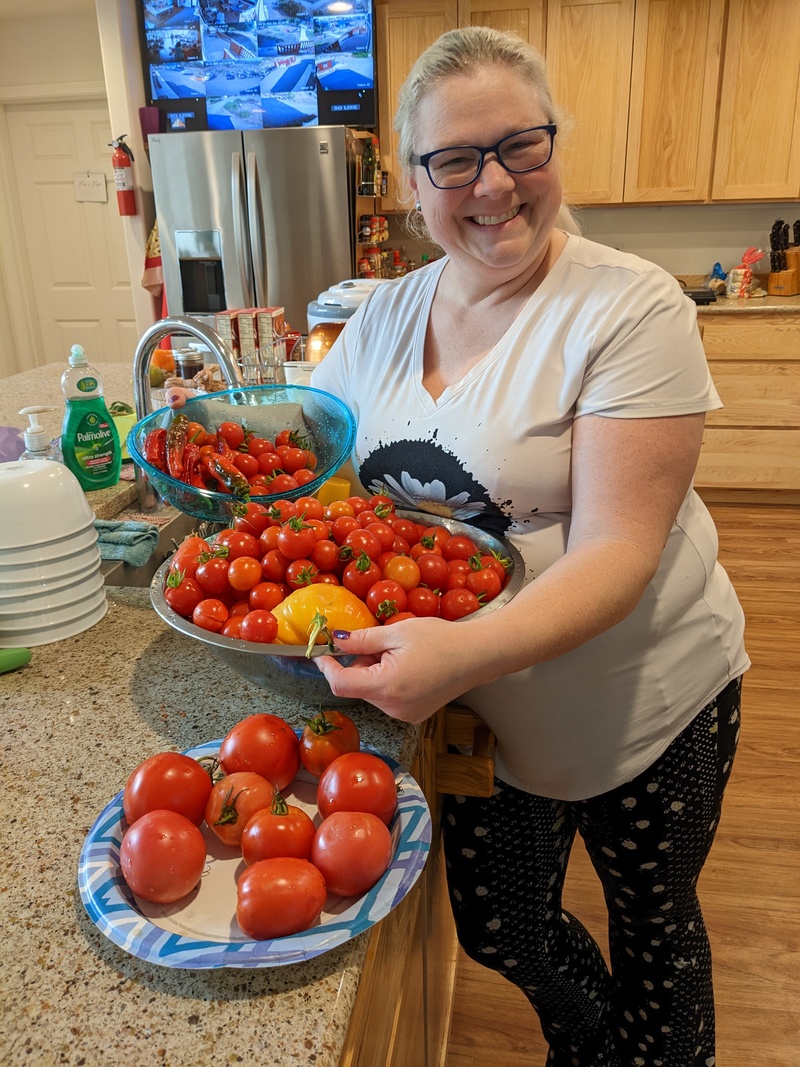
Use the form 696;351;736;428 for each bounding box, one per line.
316;474;351;505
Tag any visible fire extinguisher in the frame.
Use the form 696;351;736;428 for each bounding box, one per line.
109;134;137;216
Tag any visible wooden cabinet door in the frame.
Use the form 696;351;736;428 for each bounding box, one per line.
546;0;635;204
711;0;800;200
457;0;546;50
624;0;725;202
375;0;459;211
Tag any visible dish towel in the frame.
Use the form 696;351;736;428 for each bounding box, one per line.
94;520;160;568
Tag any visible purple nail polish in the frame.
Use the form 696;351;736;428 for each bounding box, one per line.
331;630;351;640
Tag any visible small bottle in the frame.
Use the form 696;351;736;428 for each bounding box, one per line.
18;406;64;463
361;138;376;195
60;344;122;491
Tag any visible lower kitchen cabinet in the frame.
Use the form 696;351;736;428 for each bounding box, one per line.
696;313;800;498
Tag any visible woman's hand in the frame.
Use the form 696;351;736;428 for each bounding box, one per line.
315;616;495;723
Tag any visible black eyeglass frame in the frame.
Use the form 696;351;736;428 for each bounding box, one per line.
410;124;558;190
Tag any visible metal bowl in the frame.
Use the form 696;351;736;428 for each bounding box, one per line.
127;384;356;524
150;511;526;703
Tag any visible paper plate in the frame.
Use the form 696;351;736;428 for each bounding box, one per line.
77;739;431;969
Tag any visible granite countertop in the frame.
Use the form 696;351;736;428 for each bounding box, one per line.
675;275;800;314
1;586;420;1066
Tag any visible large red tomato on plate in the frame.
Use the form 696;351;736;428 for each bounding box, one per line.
219;713;300;791
119;809;207;904
311;811;393;897
122;751;213;827
240;795;316;865
316;751;398;825
236;858;327;940
204;771;275;848
299;710;361;779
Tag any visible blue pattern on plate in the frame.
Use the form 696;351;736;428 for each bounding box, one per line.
78;738;431;969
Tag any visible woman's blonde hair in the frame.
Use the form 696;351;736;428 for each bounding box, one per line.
394;26;579;239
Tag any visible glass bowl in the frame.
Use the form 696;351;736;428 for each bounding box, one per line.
127;384;356;523
149;511;526;703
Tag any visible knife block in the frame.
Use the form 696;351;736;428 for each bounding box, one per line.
767;267;799;297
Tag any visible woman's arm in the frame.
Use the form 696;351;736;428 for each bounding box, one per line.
316;411;706;721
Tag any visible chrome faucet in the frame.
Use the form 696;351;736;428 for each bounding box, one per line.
132;316;244;420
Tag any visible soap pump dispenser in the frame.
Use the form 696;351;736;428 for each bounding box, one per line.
19;406;63;463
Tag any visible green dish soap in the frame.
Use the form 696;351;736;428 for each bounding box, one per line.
60;344;122;491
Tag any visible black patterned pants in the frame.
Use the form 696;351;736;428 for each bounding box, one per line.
442;677;742;1067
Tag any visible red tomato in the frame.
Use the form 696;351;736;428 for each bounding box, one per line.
192;597;229;632
317;752;397;825
249;581;285;612
365;578;408;621
324;500;355;521
294;468;316;487
227;555;263;593
218;420;245;449
465;566;503;602
257;451;283;476
305;518;331;542
384;611;416;624
480;552;512;583
391;534;411;555
382;554;421;592
219;713;300;791
368;493;395;517
244;436;273;458
440;587;482;621
233;452;259;479
285;558;319;589
311;539;341;573
314;571;340;586
420;525;451;551
239;609;279;644
415;552;450;590
240;794;316;865
195;556;231;596
442;534;478;561
345;495;371;515
356;509;381;528
214;529;261;561
388;516;420;546
221;616;244;638
267;499;298;525
123;752;213;827
258;525;281;553
232;501;271;537
406;586;441;617
273;428;296;448
170;535;211;581
331;515;359;543
261;548;289;583
364;520;395;550
119;809;207;904
294;496;325;521
311;811;393;898
280;446;311;474
277;518;317;560
236;858;327;940
342;553;382;600
164;572;203;618
269;473;300;494
343;528;381;562
204;771;275;848
299;710;361;778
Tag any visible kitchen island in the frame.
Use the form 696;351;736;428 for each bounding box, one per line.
1;585;442;1067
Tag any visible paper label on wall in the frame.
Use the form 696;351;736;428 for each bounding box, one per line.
73;173;108;203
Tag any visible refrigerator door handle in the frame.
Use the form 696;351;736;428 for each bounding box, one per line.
231;151;255;305
246;151;268;308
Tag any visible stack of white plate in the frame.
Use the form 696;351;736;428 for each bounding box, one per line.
0;461;107;647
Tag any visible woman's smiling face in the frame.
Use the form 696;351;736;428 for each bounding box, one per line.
410;65;563;281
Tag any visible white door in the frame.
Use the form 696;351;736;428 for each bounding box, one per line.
5;98;137;366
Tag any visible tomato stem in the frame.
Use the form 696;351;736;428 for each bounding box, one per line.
305;611;335;658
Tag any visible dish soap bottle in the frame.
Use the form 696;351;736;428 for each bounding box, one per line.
60;344;121;490
19;406;64;463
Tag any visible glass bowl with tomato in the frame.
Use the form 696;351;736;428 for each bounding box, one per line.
149;511;526;703
127;384;356;523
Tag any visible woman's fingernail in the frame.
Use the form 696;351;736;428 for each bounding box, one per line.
332;630;351;640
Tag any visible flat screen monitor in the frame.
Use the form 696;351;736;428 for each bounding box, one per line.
138;0;376;132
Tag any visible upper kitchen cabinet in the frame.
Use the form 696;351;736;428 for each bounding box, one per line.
546;0;635;204
375;1;459;211
457;0;546;49
547;0;725;205
711;0;800;201
624;0;725;202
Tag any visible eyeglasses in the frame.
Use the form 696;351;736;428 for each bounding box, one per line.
410;125;557;190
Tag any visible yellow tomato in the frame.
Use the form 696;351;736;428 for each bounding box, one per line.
273;585;377;655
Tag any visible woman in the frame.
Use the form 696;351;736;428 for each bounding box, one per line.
312;27;748;1067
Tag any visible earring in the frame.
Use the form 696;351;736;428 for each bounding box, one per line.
415;201;422;212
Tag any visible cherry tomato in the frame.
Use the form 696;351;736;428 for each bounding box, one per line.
120;809;207;904
273;428;297;448
317;752;397;825
249;581;285;612
267;499;298;525
305;518;331;542
214;529;261;561
356;509;381;529
365;578;408;621
415;552;449;590
421;525;451;551
258;525;281;553
219;713;300;792
299;710;361;778
465;566;503;602
240;793;316;865
204;771;275;849
342;552;382;600
310;539;341;573
294;496;325;521
293;468;316;487
221;616;244;638
244;436;273;458
406;585;441;617
331;515;359;543
257;451;283;476
343;528;381;562
391;534;411;555
261;548;289;583
195;555;231;597
269;473;300;494
277;518;317;560
479;552;511;582
279;446;311;474
440;587;481;621
384;611;416;624
232;501;271;537
324;500;355;521
311;811;393;898
170;535;211;581
314;571;340;586
368;493;395;517
239;609;279;644
218;420;245;449
227;555;263;593
345;496;371;515
382;554;421;592
164;572;203;618
233;452;259;479
388;516;420;546
123;752;213;827
442;534;478;561
236;858;327;940
192;597;229;632
186;421;207;447
364;520;395;551
285;558;319;589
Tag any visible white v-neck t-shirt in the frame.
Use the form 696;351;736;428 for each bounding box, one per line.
312;234;749;800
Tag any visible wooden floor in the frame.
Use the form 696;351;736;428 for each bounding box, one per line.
444;503;800;1067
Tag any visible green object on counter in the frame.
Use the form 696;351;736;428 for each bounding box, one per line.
60;344;122;490
0;648;32;673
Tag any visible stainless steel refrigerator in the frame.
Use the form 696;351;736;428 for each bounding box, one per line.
148;126;357;333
